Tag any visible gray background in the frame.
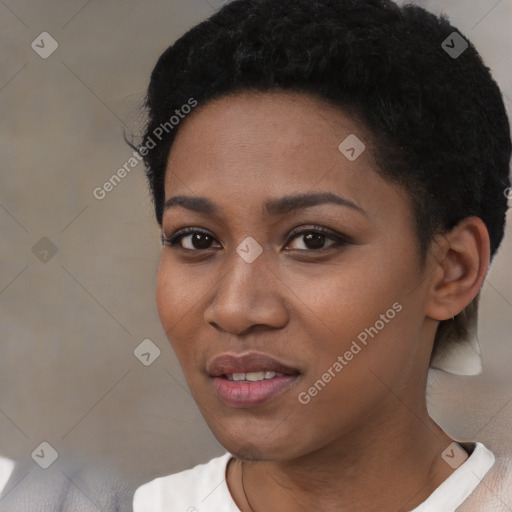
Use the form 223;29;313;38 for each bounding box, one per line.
0;0;511;509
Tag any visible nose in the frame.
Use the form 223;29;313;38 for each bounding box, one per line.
203;244;289;335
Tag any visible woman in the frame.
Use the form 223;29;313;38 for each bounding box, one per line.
132;0;512;510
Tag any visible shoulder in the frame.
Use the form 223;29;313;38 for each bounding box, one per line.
477;449;512;502
458;444;512;511
133;452;238;512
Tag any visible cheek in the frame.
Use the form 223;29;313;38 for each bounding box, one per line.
155;254;222;373
155;259;176;331
288;250;423;381
284;254;412;341
155;253;206;325
155;256;198;354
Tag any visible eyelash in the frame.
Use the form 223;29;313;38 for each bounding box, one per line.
160;225;352;253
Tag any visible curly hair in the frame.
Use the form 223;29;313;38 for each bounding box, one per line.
133;0;511;364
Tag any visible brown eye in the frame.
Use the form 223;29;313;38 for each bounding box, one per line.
162;228;221;251
180;232;216;250
285;226;351;251
287;232;337;250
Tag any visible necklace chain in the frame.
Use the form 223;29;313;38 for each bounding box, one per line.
240;460;257;512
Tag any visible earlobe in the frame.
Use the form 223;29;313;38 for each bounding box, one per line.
425;216;490;321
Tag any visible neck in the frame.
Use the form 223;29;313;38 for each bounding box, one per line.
232;399;456;512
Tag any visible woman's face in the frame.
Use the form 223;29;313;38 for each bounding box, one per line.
156;91;437;460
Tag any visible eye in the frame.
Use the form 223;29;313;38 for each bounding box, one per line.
284;226;350;251
161;225;351;253
161;227;221;251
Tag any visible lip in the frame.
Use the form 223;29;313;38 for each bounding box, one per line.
207;351;301;408
207;351;301;377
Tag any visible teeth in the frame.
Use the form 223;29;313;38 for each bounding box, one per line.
245;371;266;382
226;371;279;382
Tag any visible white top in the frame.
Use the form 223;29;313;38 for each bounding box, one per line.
133;442;495;512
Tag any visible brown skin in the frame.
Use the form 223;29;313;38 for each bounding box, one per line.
156;91;490;512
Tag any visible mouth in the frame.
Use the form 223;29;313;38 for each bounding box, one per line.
207;351;301;408
208;351;301;377
224;370;289;382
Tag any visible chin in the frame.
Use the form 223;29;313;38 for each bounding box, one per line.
210;425;303;461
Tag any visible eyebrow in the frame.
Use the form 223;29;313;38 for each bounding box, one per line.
163;191;366;217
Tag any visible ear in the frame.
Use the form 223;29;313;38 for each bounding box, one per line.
425;216;490;321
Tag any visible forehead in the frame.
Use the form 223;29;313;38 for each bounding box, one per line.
167;91;363;175
163;91;408;224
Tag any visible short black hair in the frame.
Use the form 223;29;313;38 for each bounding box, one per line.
134;0;511;360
